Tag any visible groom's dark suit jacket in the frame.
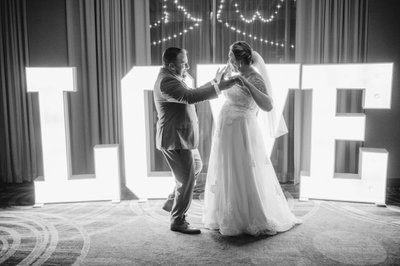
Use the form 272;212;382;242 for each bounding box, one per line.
153;68;218;150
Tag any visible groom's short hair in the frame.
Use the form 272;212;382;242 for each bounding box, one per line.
163;47;186;67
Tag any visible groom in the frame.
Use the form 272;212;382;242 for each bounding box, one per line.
153;47;239;234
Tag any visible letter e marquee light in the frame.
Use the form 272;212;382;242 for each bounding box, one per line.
300;64;393;205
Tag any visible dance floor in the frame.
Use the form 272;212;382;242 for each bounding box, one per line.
0;183;400;265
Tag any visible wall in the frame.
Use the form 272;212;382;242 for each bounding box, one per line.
366;0;400;184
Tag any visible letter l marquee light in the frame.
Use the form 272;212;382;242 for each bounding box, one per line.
26;67;121;205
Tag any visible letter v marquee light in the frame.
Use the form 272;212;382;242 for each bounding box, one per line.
26;67;121;205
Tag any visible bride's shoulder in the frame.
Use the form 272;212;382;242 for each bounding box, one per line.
246;69;263;81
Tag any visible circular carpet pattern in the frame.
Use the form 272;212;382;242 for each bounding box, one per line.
1;184;399;265
313;230;387;265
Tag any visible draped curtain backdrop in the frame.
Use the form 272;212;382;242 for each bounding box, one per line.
65;0;135;175
0;0;41;184
293;0;368;183
1;0;369;186
0;0;135;183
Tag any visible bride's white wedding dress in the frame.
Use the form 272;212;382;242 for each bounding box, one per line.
203;70;301;236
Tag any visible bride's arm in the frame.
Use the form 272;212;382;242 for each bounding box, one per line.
239;76;273;112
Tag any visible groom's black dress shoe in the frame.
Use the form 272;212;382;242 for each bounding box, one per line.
171;221;201;234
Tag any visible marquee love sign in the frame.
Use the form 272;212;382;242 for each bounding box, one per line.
27;63;392;205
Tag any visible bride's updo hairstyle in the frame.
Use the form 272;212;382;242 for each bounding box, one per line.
230;41;253;65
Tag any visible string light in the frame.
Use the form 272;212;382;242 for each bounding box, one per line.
173;0;203;22
151;0;295;49
216;0;292;48
151;23;200;46
233;1;285;24
221;21;286;48
149;0;169;29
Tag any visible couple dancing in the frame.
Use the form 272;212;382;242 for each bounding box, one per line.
153;41;301;236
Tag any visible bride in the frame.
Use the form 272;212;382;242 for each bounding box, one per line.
203;41;301;236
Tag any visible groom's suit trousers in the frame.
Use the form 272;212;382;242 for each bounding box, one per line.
161;149;202;225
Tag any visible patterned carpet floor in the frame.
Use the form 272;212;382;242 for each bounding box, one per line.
0;183;400;265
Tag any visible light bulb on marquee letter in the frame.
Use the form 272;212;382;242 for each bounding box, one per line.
26;67;121;205
300;64;393;205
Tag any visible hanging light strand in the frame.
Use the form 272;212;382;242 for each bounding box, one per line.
149;0;170;29
151;23;201;46
150;0;202;29
221;21;286;48
173;0;203;22
216;0;294;49
233;0;285;24
151;0;294;48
